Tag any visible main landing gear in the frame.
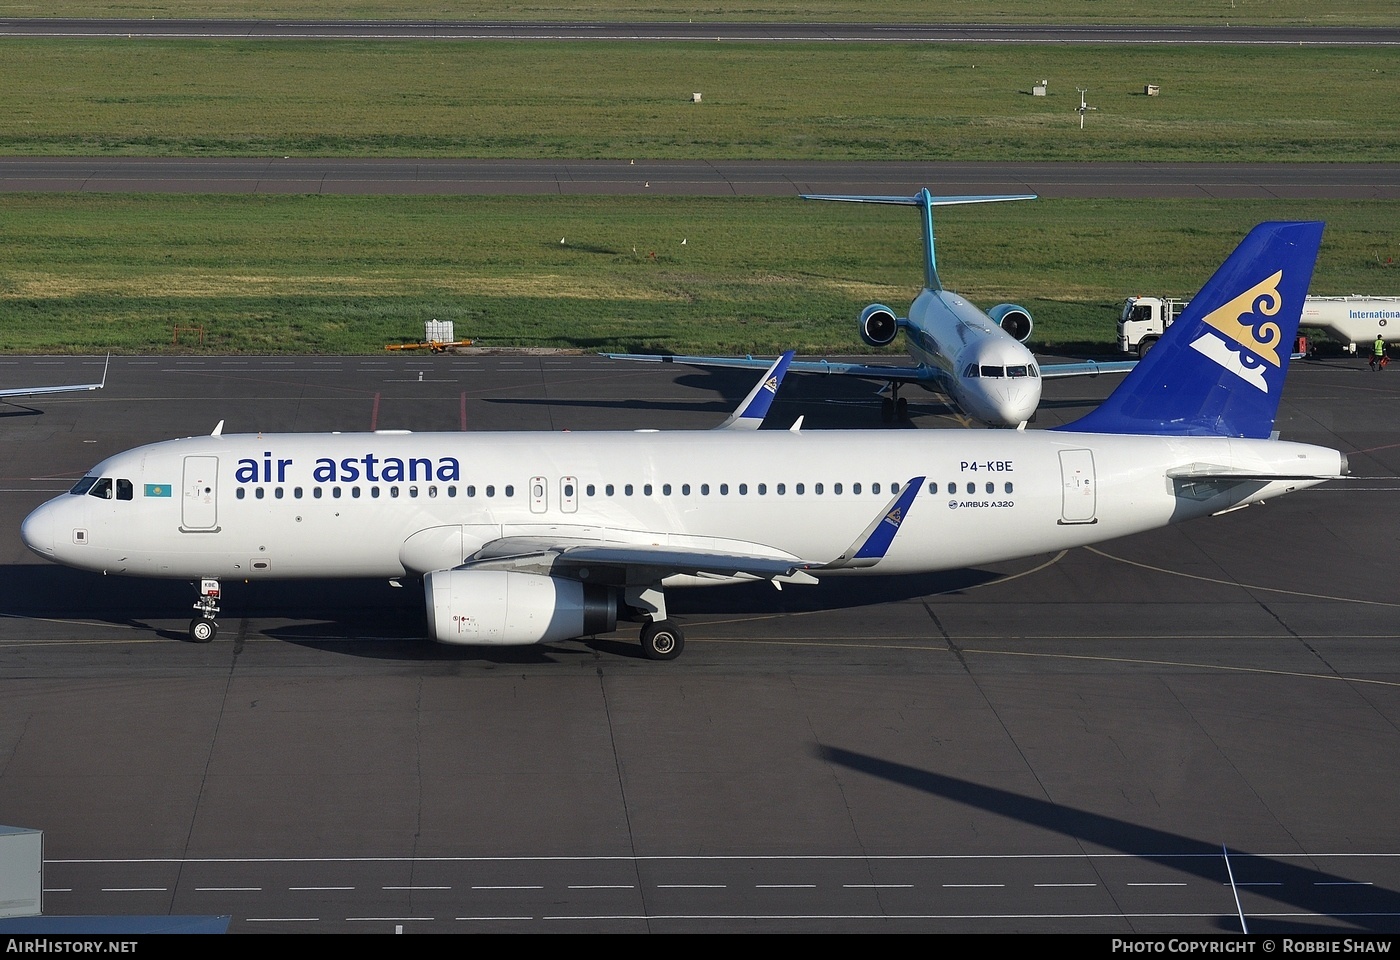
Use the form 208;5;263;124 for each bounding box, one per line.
640;620;685;661
880;395;909;423
627;586;683;660
880;383;909;423
188;578;220;643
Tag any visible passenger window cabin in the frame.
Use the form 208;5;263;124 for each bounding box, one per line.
161;465;1012;513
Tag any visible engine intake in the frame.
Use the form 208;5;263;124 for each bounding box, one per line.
425;569;617;645
987;303;1033;343
858;303;901;347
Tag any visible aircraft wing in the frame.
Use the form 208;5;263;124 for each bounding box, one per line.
608;352;1137;385
607;353;938;384
1166;462;1348;482
461;537;815;585
1038;359;1137;379
0;382;104;399
1;357;109;399
457;476;926;584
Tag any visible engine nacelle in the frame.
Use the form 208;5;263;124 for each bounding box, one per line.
424;569;617;646
987;303;1033;343
858;303;901;347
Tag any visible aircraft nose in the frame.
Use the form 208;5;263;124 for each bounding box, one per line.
1004;381;1041;424
21;501;59;559
971;377;1041;427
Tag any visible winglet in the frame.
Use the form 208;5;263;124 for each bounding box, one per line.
1058;221;1324;439
818;476;924;569
716;350;794;430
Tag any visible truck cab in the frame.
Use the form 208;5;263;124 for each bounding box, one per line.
1117;296;1188;356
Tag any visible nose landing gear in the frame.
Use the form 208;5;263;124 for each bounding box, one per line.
189;578;220;643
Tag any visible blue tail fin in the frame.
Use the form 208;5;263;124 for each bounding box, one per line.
1059;221;1324;439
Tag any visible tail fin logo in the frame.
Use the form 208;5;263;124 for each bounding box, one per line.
763;375;780;394
883;507;904;528
1188;270;1286;393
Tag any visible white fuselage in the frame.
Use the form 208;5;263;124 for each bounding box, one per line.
907;289;1040;427
21;428;1342;584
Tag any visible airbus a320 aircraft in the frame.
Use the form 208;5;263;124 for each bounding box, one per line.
22;221;1343;661
609;190;1135;428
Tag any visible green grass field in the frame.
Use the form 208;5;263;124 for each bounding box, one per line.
1;40;1397;161
0;5;1395;357
3;2;1397;26
2;194;1393;356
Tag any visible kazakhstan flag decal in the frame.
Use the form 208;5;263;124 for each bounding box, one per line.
144;483;173;498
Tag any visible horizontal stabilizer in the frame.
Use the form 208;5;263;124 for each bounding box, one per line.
1166;458;1349;482
803;189;1035;291
800;192;1037;208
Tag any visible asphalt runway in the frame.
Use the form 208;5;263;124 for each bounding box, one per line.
2;352;1399;934
2;20;1397;44
4;158;1400;199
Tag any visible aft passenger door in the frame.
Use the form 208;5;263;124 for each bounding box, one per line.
1058;449;1097;524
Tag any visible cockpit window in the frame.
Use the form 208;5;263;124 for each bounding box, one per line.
69;476;98;496
1006;365;1029;378
87;477;114;499
1030;364;1040;378
979;365;1005;378
116;479;134;501
962;363;979;378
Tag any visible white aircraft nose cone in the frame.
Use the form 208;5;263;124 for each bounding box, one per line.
1005;383;1040;424
971;378;1041;427
20;503;57;558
